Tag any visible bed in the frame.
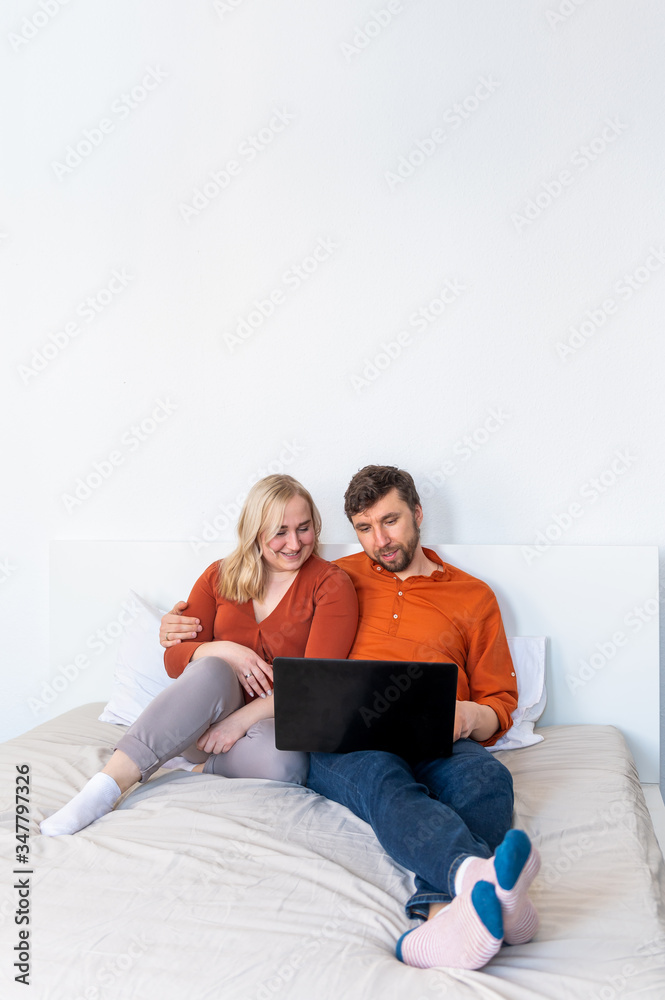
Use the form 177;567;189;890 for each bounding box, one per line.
1;543;664;999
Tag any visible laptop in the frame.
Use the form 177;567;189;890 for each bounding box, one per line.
273;658;458;763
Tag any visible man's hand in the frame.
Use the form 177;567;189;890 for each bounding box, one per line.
196;713;249;754
160;601;202;648
454;701;499;742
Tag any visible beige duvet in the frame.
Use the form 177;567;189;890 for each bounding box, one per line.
1;705;664;1000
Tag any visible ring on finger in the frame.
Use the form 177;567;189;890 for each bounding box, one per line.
244;672;251;679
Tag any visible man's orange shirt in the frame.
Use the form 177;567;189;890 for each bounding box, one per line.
334;548;518;746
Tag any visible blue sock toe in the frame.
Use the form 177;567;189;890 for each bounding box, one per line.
471;881;503;940
395;927;416;962
495;829;531;891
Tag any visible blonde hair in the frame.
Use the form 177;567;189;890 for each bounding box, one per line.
218;475;321;603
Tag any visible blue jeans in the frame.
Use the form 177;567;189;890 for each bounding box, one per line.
307;740;514;920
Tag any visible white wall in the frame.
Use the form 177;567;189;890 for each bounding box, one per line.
2;1;663;778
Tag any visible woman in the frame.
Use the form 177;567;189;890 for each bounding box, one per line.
40;475;359;836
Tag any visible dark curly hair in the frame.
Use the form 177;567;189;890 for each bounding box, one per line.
343;465;421;521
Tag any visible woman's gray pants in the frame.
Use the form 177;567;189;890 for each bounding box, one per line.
114;656;308;785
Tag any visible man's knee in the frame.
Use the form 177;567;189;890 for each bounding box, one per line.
486;754;513;797
452;741;513;784
467;751;514;805
478;755;514;845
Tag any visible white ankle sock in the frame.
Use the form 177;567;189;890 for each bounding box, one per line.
40;773;121;836
160;756;198;772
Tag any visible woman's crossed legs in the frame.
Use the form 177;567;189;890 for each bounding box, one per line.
40;656;307;835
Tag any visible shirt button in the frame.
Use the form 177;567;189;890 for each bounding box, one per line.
511;672;515;676
398;591;403;596
393;614;399;619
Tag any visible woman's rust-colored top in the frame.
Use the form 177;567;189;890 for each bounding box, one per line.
164;554;359;701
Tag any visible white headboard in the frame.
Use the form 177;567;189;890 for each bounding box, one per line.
49;542;659;781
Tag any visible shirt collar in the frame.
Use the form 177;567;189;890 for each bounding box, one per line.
369;547;448;581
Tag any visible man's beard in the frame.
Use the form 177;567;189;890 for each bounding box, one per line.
373;517;420;573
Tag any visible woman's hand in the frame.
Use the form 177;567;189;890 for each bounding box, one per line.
192;641;273;699
196;713;250;754
160;602;202;648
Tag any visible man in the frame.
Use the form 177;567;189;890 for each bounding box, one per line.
160;466;539;970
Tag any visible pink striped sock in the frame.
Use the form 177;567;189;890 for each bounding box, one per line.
456;829;540;945
397;881;503;970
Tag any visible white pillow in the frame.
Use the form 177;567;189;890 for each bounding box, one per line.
487;636;547;752
98;591;173;726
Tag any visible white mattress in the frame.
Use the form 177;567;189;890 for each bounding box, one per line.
1;705;664;999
